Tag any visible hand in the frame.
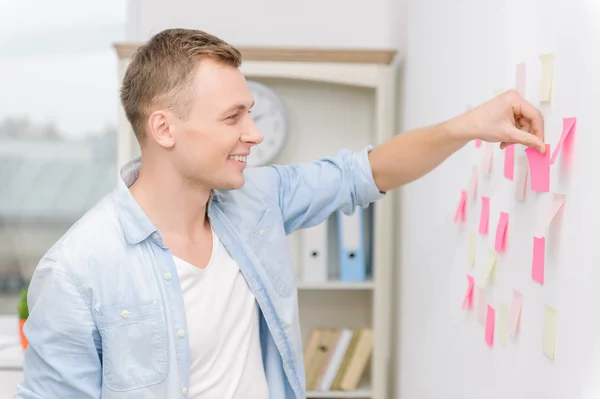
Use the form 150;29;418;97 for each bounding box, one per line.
445;89;546;154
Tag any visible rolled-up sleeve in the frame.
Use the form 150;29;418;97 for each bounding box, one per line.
259;145;385;234
15;256;102;399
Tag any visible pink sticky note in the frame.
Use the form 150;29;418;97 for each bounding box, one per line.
525;144;551;192
475;139;482;148
508;289;523;335
494;212;509;252
478;196;490;235
453;190;467;224
485;305;495;347
504;145;515;180
536;193;566;236
469;165;478;200
482;143;494;175
550;117;576;165
462;275;475;310
515;156;529;201
532;236;545;284
516;62;526;96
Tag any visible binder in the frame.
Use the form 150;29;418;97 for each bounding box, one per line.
337;208;366;281
300;220;329;283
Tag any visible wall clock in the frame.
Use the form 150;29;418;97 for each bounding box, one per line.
246;80;289;167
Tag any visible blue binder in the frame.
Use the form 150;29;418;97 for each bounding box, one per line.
336;208;366;281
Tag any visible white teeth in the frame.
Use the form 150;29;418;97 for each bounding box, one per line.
228;155;247;162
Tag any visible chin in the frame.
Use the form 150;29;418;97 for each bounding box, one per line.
219;175;246;191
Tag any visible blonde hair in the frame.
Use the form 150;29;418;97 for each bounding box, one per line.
120;28;242;144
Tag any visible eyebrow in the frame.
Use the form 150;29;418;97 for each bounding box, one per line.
222;100;255;116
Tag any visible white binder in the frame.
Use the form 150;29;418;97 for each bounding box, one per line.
299;220;329;283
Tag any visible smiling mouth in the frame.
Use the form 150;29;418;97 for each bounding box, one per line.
227;155;247;163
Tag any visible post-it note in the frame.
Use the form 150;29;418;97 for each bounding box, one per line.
515;155;529;201
504;144;515;180
543;304;557;359
475;139;482;148
453;190;467;224
532;236;545;284
536;193;566;237
477;250;498;287
477;287;486;325
516;62;526;96
494;212;509;253
478;196;490;235
462;275;475;310
485;305;495;347
539;53;555;102
469;165;478;200
482;143;494;175
508;289;523;336
550;117;576;165
525;145;551;192
468;231;477;267
498;303;509;346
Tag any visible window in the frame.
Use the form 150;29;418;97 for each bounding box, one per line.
0;1;125;315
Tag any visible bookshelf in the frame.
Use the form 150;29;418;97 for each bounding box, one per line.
113;43;399;399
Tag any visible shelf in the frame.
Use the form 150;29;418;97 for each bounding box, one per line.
306;381;371;398
297;281;374;290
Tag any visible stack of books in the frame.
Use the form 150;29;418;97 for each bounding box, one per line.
303;327;373;392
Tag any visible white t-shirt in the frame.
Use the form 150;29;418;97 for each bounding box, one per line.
173;229;269;399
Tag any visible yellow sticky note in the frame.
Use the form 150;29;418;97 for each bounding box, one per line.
539;53;555;102
543;305;557;359
477;250;498;287
498;303;509;346
468;231;477;268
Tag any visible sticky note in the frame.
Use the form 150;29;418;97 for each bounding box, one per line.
453;190;467;224
504;144;515;180
532;236;545;284
539;53;555;102
498;303;509;346
508;289;523;336
525;144;551;192
468;231;477;267
481;143;494;175
550;117;576;165
477;287;486;325
515;155;529;201
469;165;478;200
494;212;509;253
485;305;495;347
543;305;557;359
475;139;482;148
478;196;490;235
477;250;498;287
535;193;566;237
462;275;475;310
516;62;526;96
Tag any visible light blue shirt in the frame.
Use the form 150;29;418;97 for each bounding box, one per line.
15;146;384;399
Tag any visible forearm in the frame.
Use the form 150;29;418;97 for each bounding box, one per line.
368;122;469;192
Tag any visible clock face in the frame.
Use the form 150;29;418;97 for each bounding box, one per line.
245;80;289;167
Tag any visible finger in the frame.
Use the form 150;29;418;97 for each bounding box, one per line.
511;94;545;142
507;126;545;152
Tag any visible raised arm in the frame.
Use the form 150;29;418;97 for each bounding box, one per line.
15;257;102;399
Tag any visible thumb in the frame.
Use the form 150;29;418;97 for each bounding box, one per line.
507;126;546;154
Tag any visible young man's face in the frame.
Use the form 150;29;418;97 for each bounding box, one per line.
152;58;264;191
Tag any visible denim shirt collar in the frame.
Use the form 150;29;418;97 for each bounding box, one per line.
113;156;222;246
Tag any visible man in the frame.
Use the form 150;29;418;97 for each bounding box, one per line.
15;28;545;399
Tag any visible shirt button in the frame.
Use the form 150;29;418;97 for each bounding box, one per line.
121;310;129;319
164;272;172;280
182;387;188;395
177;329;185;338
259;229;265;237
152;232;159;240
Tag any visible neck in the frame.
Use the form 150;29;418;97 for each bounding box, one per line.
129;156;212;239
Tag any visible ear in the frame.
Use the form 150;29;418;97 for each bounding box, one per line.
148;110;175;148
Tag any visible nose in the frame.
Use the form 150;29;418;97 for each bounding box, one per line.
241;117;264;146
